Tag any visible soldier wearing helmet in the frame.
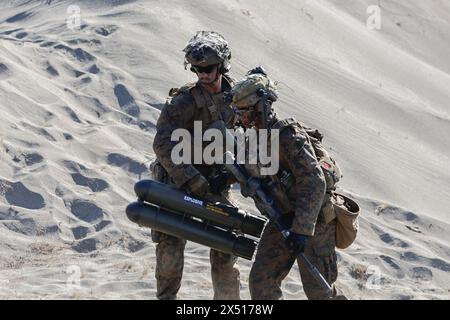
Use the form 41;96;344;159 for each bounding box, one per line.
184;30;232;81
151;31;240;300
230;67;346;300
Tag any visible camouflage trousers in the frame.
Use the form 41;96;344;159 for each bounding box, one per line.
152;232;240;300
151;193;241;300
149;160;240;299
249;219;341;300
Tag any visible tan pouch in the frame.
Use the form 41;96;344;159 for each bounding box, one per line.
332;193;360;249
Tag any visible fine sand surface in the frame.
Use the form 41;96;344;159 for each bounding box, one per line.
0;0;449;299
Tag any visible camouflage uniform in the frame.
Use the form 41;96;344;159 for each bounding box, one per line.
228;70;344;299
151;75;240;300
248;119;341;300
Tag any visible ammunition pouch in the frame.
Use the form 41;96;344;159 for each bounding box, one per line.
150;159;170;184
331;193;360;249
149;160;170;243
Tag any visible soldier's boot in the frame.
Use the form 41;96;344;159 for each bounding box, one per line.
210;249;241;300
249;222;295;300
153;230;187;300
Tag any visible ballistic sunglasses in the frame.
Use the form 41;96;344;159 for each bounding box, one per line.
190;64;218;74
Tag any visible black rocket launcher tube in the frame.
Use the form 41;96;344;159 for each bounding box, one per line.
126;201;257;260
133;179;267;238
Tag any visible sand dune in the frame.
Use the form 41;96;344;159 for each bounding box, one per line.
0;0;449;299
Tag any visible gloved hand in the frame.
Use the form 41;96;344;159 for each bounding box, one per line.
240;177;260;198
284;232;309;255
239;182;252;198
186;174;211;197
209;170;229;195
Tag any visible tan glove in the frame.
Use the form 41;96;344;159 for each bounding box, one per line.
186;174;211;196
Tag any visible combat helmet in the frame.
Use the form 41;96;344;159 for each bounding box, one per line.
229;67;278;128
183;31;232;74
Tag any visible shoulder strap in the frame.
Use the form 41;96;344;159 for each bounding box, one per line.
170;81;229;122
168;82;196;97
191;84;223;121
222;74;236;87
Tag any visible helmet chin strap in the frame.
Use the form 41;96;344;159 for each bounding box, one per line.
215;64;222;81
211;63;223;85
255;99;268;131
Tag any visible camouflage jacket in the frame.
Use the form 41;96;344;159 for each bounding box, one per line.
153;76;236;188
271;119;326;236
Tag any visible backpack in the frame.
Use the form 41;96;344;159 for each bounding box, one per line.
271;118;342;193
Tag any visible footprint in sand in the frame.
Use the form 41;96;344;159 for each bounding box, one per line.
45;64;59;76
21;122;56;142
7;149;44;167
63;133;73;140
81;76;92;84
54;44;96;63
23;152;44;166
0;63;9;73
71;173;109;192
400;251;450;272
94;25;119;37
67;199;105;223
63;160;86;172
88;64;100;74
95;220;112;232
137;120;156;131
380;255;405;278
71;225;90;240
371;223;409;248
380;255;401;270
107;153;147;176
72;237;98;253
70;219;113;252
40;41;56;48
121;237;146;253
15;31;27;39
0;63;11;79
409;267;433;282
379;232;409;248
2;217;36;236
0;28;23;35
5;11;33;23
0;180;45;210
114;84;140;117
62;106;82;123
74;70;85;78
377;205;421;224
